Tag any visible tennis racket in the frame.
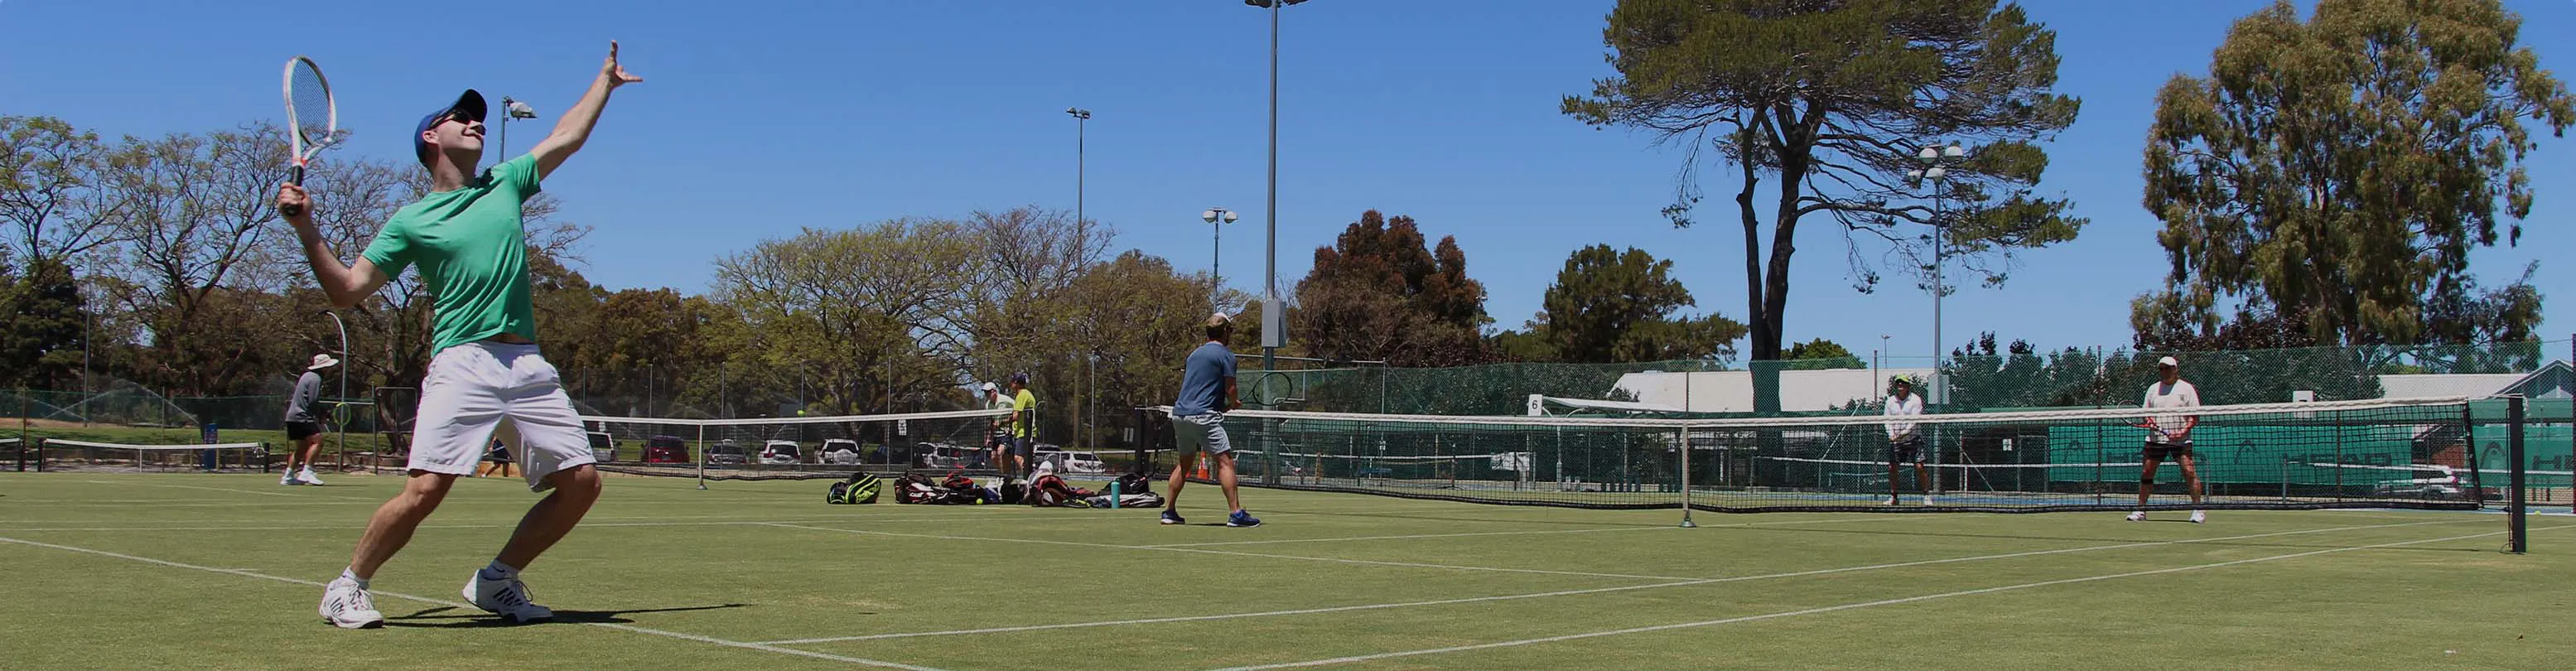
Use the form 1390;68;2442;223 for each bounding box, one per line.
278;56;337;217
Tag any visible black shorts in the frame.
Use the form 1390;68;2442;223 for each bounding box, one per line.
485;445;514;463
2143;441;2194;461
286;422;322;441
1008;436;1034;460
1888;436;1923;465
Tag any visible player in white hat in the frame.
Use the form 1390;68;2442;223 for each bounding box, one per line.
2131;355;2205;523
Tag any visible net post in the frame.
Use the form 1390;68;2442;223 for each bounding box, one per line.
695;422;709;490
16;393;28;472
2278;458;2289;503
1677;424;1696;528
2508;395;2526;553
2463;403;2484;509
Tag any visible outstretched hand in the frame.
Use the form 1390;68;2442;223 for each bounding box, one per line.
603;40;644;87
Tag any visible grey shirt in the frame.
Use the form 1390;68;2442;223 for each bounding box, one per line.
284;371;322;423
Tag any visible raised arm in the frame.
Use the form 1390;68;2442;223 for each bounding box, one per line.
277;184;389;308
530;40;644;180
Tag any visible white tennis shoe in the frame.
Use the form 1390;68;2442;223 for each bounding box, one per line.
318;577;384;629
464;572;552;623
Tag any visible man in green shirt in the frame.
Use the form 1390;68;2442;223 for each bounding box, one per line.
1006;373;1038;482
279;41;641;630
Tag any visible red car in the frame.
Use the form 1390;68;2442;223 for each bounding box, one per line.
644;436;691;464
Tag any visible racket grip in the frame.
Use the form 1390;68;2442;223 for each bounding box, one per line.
280;165;307;217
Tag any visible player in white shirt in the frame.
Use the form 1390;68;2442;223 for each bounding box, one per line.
1882;376;1932;505
2130;356;2205;523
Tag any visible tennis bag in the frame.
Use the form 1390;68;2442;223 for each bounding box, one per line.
826;473;882;504
1025;474;1097;507
895;473;953;504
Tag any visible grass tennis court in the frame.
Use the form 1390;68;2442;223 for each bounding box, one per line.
2;471;2568;670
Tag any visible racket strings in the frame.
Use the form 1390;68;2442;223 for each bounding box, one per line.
289;65;332;146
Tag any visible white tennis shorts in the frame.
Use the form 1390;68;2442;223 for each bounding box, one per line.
408;341;593;490
1175;413;1232;455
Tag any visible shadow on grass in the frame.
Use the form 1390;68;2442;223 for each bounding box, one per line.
388;603;747;628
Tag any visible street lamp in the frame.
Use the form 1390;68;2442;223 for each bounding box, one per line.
495;96;538;164
1907;142;1965;408
1202;207;1240;307
1066;108;1094;452
1066;108;1090;228
1246;0;1309;372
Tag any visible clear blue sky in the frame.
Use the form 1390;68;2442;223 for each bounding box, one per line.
3;0;2569;366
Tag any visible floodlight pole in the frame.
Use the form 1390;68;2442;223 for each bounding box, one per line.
318;310;349;471
1247;0;1309;373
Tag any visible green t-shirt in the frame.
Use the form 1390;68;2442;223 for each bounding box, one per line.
1011;389;1037;438
361;155;543;354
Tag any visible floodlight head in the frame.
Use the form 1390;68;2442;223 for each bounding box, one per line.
501;97;538;119
1923;167;1946;181
1203;209;1222;224
1247;0;1310;6
1066;107;1091;119
1224;210;1240;223
1943;144;1965;158
1915;146;1939;164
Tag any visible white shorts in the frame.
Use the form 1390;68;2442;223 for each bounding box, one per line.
1175;413;1232;455
408;341;594;491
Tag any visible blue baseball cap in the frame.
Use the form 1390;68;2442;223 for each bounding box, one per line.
411;89;488;166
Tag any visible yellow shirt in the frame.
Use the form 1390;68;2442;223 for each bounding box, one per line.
1011;389;1037;438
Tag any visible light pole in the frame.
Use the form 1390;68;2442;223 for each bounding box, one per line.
1247;0;1308;373
1066;108;1089;229
1908;143;1964;408
1067;108;1093;451
495;96;538;164
1202;208;1240;307
319;309;349;470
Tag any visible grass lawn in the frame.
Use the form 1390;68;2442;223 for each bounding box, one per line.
1;471;2567;670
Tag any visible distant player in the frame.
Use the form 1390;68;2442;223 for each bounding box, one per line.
279;42;642;628
2130;355;2206;524
982;381;1010;471
1882;376;1931;505
280;354;337;485
1163;313;1258;528
1005;373;1038;482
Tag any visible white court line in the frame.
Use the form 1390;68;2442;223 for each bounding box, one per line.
1208;524;2560;670
0;535;947;671
755;518;2465;645
1139;525;1663;548
80;480;304;497
0;516;1131;533
1137;514;1922;548
758;523;1702;581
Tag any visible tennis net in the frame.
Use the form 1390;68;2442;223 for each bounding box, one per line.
35;438;271;473
1147;396;2488;513
585;408;1011;481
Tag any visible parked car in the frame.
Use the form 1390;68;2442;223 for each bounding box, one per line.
586;432;617;463
1033;448;1107;474
643;436;690;464
706;440;749;466
819;439;861;466
915;442;981;469
760;440;803;465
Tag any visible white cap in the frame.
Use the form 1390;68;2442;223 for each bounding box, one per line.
308;354;340;370
981;381;999;393
2157;355;2179;367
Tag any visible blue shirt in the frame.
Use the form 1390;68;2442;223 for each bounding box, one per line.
1174;341;1236;417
